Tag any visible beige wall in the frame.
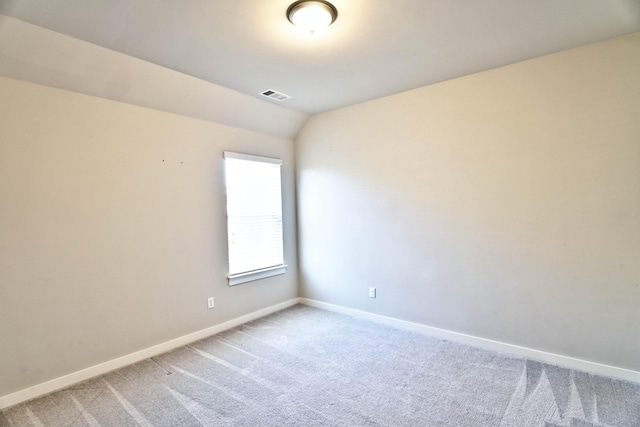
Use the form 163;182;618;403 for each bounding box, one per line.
0;76;298;396
296;33;640;370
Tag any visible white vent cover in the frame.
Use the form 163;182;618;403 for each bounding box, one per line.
260;89;291;101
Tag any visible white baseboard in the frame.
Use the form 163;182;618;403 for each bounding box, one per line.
299;298;640;384
4;296;637;410
0;298;301;411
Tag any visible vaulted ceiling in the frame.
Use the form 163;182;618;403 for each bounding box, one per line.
1;0;639;114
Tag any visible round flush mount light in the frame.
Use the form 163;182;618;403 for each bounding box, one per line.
287;0;338;35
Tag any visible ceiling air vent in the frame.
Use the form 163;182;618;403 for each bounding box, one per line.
260;89;291;102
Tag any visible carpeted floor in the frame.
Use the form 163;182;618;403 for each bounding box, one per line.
2;304;639;426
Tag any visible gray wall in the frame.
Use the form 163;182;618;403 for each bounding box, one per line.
296;33;640;371
0;76;298;397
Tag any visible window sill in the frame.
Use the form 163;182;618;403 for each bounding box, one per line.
228;265;287;286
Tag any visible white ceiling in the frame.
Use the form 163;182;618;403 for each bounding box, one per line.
1;0;639;114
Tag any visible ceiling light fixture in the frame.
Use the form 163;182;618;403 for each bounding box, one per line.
287;0;338;35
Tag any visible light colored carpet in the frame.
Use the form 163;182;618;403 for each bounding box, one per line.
2;304;639;426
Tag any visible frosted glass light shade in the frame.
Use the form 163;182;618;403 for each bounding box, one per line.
287;1;337;34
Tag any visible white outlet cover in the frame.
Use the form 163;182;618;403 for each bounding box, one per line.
207;297;215;308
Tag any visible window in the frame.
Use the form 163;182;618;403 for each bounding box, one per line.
224;151;286;286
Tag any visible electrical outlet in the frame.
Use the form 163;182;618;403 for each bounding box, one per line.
207;297;215;309
369;287;376;298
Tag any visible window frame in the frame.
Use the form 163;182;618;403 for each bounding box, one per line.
223;151;287;286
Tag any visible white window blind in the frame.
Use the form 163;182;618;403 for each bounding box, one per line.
224;152;286;285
